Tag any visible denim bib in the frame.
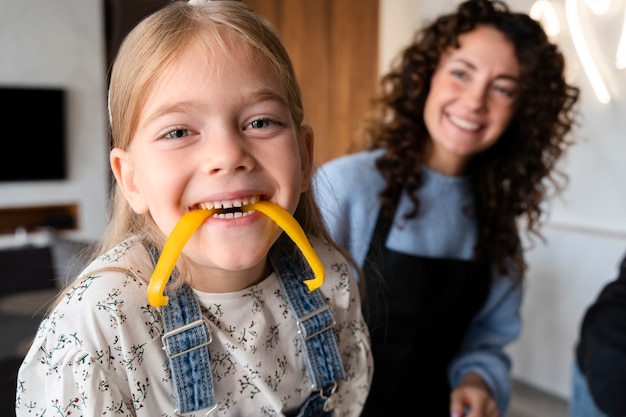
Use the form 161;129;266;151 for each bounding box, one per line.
146;236;345;416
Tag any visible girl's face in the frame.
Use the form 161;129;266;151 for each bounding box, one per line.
423;25;519;176
111;40;313;293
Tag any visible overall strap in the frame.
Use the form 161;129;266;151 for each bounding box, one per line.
269;237;346;391
144;242;216;415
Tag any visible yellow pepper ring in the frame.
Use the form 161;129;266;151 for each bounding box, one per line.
147;201;324;308
244;201;324;292
147;208;215;308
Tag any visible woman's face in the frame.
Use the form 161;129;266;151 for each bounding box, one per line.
423;25;520;176
110;40;313;292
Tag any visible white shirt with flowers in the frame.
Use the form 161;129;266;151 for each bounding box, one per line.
16;236;372;416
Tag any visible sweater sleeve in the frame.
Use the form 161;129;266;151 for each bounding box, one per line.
313;150;385;269
576;252;626;416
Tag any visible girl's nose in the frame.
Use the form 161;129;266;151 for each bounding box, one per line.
200;129;255;175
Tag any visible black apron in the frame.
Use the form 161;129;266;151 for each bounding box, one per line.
361;204;491;416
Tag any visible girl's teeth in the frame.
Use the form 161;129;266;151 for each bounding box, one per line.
212;211;251;219
199;196;259;211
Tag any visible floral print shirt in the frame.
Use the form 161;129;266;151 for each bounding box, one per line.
16;236;372;416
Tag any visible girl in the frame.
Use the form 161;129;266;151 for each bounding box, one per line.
314;0;579;416
16;1;372;416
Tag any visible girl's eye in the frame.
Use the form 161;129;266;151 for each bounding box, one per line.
247;118;276;129
164;128;190;139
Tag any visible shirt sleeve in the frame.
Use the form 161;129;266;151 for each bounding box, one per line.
313;151;385;269
17;339;134;415
15;261;168;416
448;273;523;415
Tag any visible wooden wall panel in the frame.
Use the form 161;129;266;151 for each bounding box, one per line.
245;0;379;165
106;0;379;166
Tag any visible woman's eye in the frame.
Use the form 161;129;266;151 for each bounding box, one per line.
493;84;516;98
164;128;190;139
451;69;467;79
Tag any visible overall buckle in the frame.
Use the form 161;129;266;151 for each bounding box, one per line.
161;317;212;359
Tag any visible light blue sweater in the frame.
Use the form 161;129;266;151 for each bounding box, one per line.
313;149;523;415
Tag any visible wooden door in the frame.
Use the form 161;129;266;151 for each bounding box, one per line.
244;0;379;165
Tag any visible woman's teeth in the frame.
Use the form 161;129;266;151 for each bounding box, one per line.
449;114;480;131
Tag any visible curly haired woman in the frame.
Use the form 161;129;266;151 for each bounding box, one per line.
314;0;579;416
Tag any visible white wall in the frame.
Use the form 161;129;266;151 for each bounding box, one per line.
0;0;109;243
380;0;626;401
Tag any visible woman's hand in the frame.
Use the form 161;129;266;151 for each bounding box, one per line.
450;372;499;417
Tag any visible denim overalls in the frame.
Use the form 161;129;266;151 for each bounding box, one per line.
146;236;345;416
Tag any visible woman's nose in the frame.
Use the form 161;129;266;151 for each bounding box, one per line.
200;129;255;175
464;84;488;113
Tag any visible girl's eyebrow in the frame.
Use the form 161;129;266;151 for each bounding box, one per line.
248;89;289;106
146;90;288;120
143;101;197;126
141;88;290;128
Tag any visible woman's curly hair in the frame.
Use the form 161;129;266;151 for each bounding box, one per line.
365;0;580;276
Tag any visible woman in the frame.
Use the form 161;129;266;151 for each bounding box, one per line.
314;0;579;416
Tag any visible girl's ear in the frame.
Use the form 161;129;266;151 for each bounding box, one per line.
110;148;149;214
299;124;315;193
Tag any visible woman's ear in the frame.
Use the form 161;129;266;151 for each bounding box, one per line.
299;124;315;193
110;148;149;214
